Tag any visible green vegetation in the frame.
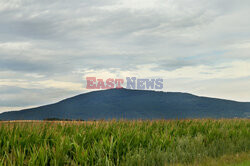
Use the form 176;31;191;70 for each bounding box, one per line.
0;119;249;165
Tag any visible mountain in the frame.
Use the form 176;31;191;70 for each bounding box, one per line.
0;88;249;120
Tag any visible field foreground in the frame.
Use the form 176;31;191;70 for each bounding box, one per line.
0;119;249;165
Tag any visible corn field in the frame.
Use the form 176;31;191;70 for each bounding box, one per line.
0;119;249;165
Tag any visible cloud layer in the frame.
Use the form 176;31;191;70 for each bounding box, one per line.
0;0;250;112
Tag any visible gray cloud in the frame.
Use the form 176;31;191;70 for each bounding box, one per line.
0;0;250;112
0;85;80;107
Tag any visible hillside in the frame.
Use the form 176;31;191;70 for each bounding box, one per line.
0;88;249;120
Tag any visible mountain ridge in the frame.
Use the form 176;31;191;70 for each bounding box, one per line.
0;88;249;120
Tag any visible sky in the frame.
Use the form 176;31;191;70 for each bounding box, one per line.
0;0;250;113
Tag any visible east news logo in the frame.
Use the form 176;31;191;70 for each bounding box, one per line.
86;77;164;90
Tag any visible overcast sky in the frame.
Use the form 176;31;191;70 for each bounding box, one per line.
0;0;250;113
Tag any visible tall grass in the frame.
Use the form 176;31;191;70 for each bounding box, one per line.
0;119;249;165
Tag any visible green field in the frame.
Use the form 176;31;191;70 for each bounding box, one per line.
0;119;249;166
